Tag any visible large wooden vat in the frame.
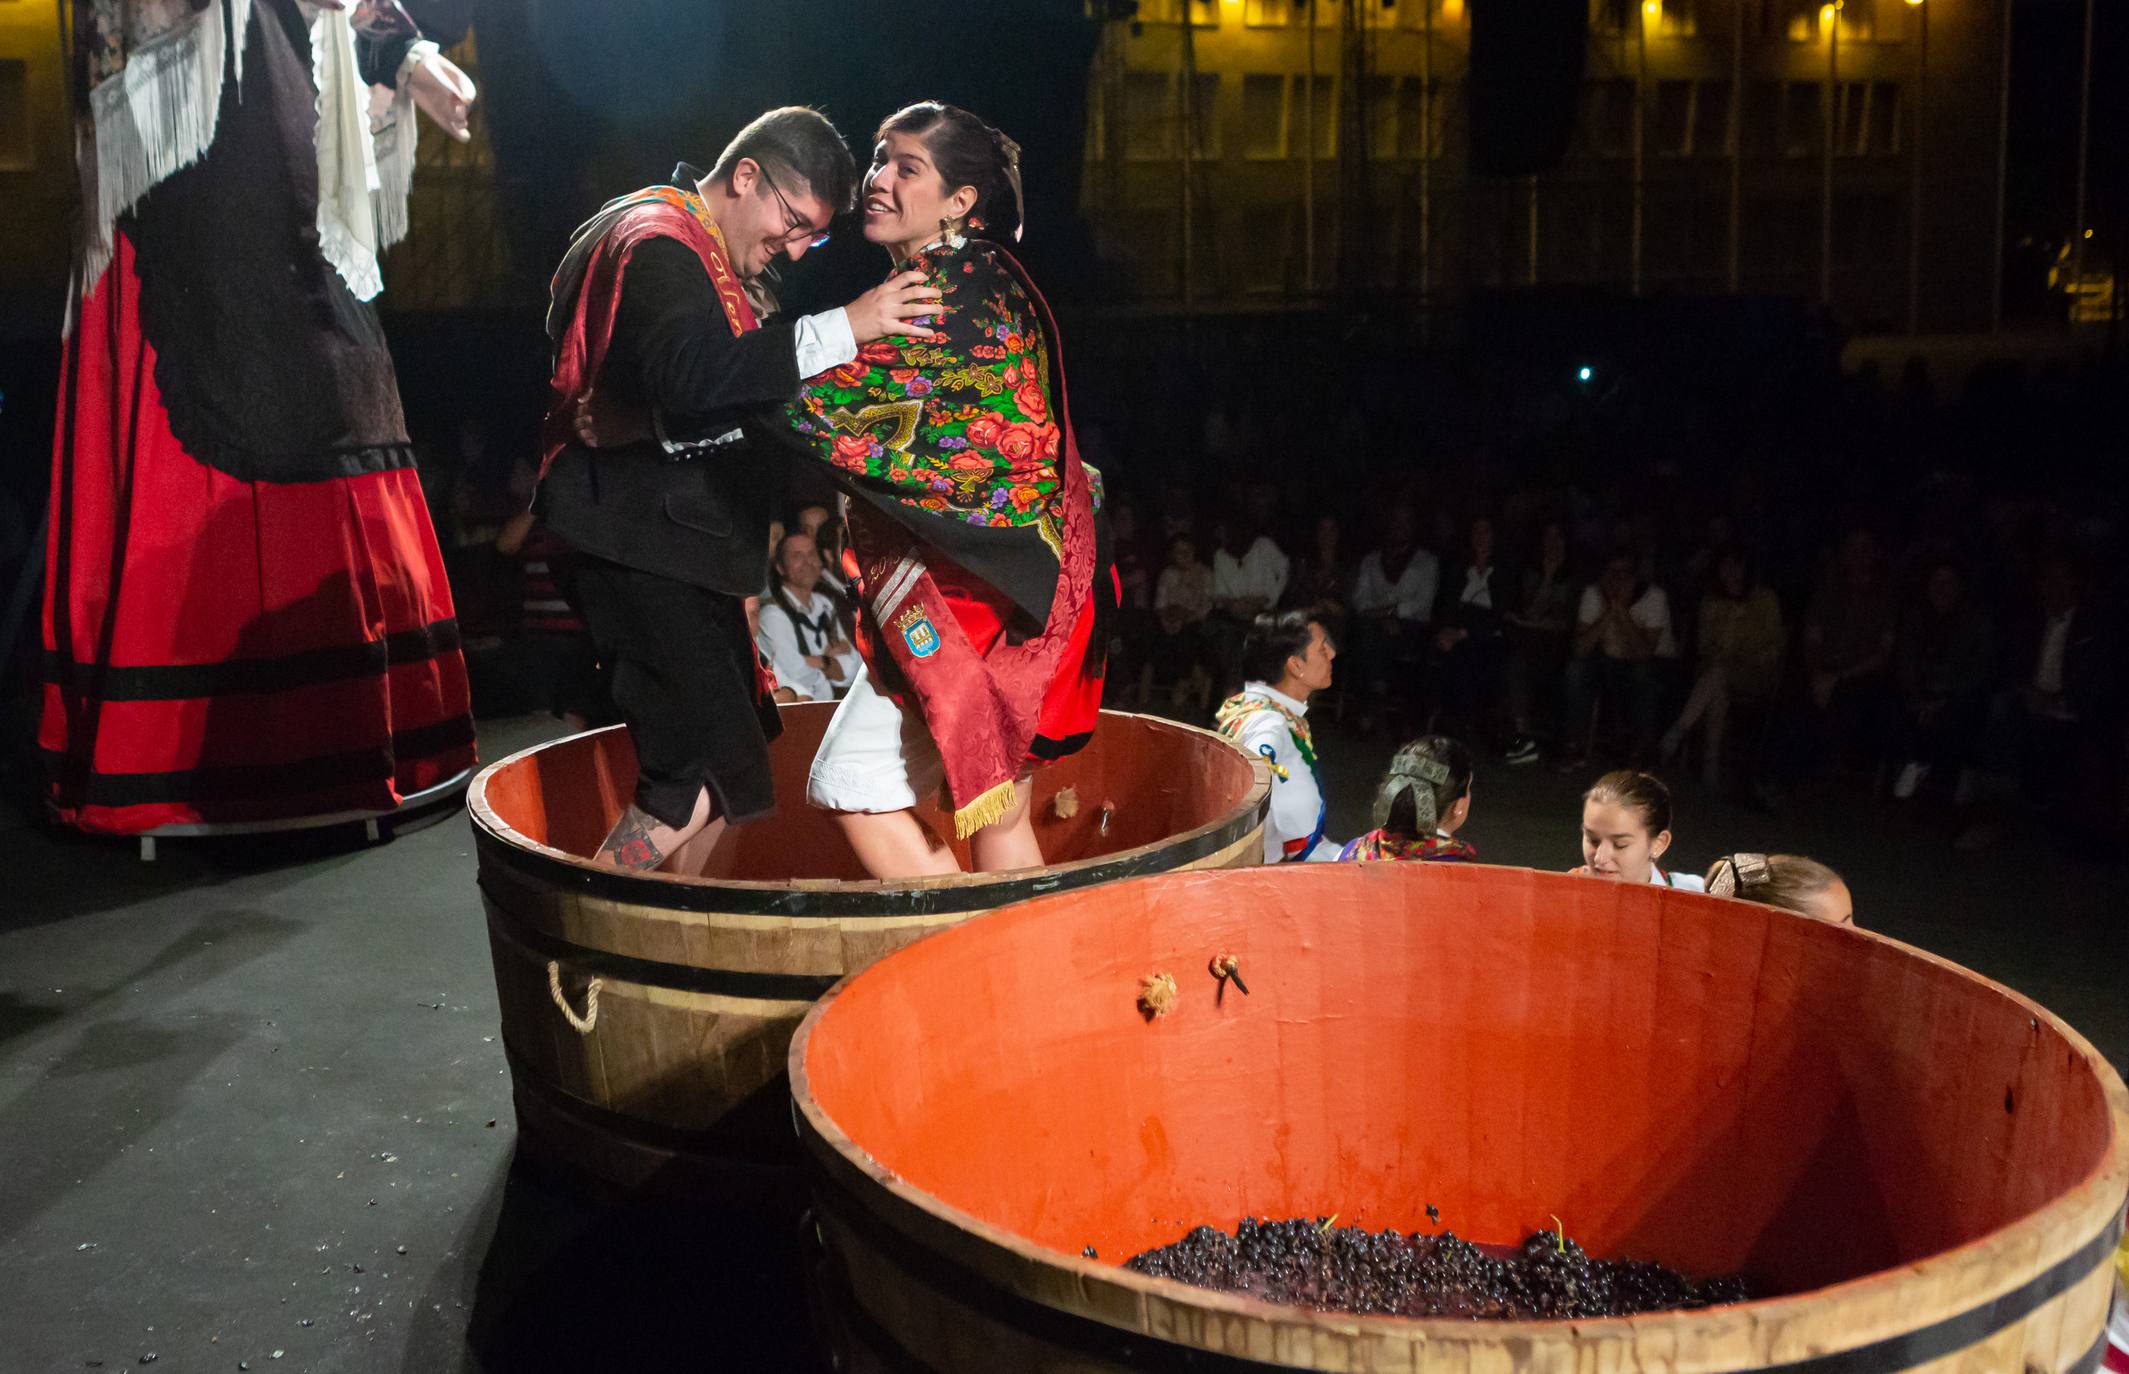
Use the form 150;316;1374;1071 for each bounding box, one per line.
469;704;1267;1193
792;864;2129;1373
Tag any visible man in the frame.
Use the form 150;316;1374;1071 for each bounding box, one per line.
756;531;860;704
1347;505;1439;729
1215;611;1342;863
540;107;940;870
1554;551;1676;771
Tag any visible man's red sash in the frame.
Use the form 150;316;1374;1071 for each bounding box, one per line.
540;188;757;479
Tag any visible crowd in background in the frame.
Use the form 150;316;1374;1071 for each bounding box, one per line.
335;332;2126;856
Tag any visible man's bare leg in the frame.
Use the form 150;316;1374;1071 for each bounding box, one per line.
833;809;962;880
968;778;1043;874
595;786;713;871
660;815;730;877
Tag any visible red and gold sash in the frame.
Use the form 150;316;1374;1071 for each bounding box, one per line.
540;186;756;479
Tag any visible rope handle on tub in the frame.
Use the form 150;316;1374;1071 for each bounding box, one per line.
546;959;603;1035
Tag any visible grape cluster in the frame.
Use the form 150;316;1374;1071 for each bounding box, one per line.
1121;1216;1748;1320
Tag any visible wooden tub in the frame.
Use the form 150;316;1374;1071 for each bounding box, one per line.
468;704;1267;1194
792;863;2129;1372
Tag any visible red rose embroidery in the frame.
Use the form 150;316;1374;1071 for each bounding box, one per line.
996;423;1037;464
948;452;992;472
964;413;1008;449
889;368;921;385
1008;483;1043;513
827;361;868;387
830;434;872;472
1014;382;1047;424
1031;421;1061;463
857;341;901;365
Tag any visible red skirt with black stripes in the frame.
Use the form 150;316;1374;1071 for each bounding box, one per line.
38;233;475;835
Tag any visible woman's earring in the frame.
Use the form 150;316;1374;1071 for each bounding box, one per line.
940;215;966;250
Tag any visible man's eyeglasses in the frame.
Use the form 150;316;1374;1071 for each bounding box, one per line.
759;166;832;250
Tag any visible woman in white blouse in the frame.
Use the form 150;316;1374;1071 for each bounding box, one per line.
755;531;862;704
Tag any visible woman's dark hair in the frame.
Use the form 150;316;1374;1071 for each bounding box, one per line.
1242;610;1320;685
876;101;1026;241
712;106;859;215
769;531;853;645
1376;736;1475;838
1584;768;1673;838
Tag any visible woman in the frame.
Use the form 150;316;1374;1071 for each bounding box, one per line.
1659;546;1784;786
788;102;1110;878
1339;736;1477;863
43;0;479;836
1704;852;1853;924
1570;768;1706;890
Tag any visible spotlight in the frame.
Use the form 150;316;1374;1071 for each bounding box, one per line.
1577;366;1593;383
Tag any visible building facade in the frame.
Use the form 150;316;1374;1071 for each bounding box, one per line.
1083;0;2007;331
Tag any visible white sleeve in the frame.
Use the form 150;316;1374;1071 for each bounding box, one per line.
1636;587;1672;634
757;606;829;702
1211;553;1239;602
1577;585;1603;627
794;308;859;381
1350;556;1385;613
1407;552;1439;623
1155;568;1180;611
1261;543;1291;607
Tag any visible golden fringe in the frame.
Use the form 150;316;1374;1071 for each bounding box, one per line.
952;778;1018;839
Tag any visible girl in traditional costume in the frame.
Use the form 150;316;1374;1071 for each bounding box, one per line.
788;103;1111;878
1339;736;1478;863
42;0;479;836
1704;852;1854;924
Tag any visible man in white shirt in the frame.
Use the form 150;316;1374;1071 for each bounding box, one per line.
1214;611;1342;862
1346;506;1439;724
1208;518;1291;684
1555;552;1676;769
755;532;861;704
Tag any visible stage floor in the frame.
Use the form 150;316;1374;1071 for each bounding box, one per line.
5;709;2123;1372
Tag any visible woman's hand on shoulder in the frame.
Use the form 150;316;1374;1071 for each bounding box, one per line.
844;270;943;345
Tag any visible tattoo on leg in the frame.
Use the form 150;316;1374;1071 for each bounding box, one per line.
600;804;666;870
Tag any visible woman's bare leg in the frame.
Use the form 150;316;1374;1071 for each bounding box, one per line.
595;785;715;871
833;809;963;880
969;778;1043;874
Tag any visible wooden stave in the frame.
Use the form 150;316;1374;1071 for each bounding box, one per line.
468;718;1270;1189
786;872;2129;1374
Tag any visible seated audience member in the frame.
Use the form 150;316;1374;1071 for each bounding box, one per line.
1660;546;1784;787
1891;560;1996;801
1503;520;1577;764
1984;554;2123;840
1288;513;1352;629
1347;504;1439;727
1570;768;1705;890
1556;552;1677;770
1798;528;1899;771
1214;611;1341;863
1704;852;1853;924
1339;735;1478;863
812;513;852;593
1153;532;1217;706
1209;512;1290;682
755;531;861;704
1430;515;1512;743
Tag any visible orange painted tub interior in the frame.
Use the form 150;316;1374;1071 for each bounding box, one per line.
801;864;2121;1296
476;705;1260;879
